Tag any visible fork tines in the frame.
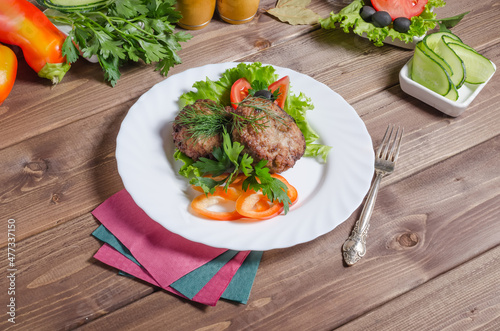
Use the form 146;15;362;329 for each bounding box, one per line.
377;125;404;162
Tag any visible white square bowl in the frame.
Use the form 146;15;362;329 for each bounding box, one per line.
399;58;496;117
361;33;425;49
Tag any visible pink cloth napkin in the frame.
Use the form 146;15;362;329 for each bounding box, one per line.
92;189;249;305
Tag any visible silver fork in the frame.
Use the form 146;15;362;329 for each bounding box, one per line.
342;125;404;266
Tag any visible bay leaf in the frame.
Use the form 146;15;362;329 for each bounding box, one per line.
276;0;312;8
268;6;321;25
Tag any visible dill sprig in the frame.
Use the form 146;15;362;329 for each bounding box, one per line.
232;97;289;133
175;102;231;141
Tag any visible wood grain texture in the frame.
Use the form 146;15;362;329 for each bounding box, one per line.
336;245;500;331
0;102;129;246
0;214;155;331
75;136;500;331
1;0;499;329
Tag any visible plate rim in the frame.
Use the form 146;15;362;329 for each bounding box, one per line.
116;62;374;250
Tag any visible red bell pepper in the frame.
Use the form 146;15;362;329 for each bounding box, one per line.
0;0;70;83
0;44;17;105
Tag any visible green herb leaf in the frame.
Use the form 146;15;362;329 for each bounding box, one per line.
100;55;122;87
45;0;191;86
243;160;292;214
189;176;220;194
192;147;232;177
248;80;269;96
426;11;469;33
240;154;254;176
222;129;245;167
110;0;149;19
62;34;80;63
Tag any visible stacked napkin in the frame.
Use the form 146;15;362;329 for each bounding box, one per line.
91;189;262;306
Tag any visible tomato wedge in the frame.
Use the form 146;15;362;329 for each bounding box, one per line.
230;76;290;110
230;77;251;109
371;0;428;20
268;76;290;109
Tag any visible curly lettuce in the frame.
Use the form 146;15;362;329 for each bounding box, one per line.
319;0;446;47
178;62;331;161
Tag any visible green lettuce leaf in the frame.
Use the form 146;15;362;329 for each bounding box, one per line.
319;0;446;47
173;149;201;178
179;62;279;108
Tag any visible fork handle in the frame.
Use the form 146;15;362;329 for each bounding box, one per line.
342;171;383;266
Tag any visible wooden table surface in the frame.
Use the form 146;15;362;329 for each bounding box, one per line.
2;0;500;330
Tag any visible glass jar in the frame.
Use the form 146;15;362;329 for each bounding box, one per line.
176;0;216;30
217;0;260;25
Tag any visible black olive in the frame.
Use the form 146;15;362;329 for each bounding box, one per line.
363;0;372;6
254;89;274;100
360;6;376;22
393;17;411;33
371;11;392;28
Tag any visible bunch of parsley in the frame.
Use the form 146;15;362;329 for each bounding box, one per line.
45;0;191;86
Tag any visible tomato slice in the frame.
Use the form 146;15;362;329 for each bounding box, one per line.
230;77;251;109
371;0;428;20
235;190;284;220
191;192;242;220
268;76;290;109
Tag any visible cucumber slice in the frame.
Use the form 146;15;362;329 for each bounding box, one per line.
38;0;111;12
50;0;105;5
417;41;452;75
411;45;452;96
442;35;474;51
424;32;462;50
444;81;459;101
424;35;466;89
447;42;496;84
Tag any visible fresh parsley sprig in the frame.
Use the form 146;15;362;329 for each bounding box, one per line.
241;160;291;213
46;0;192;86
182;129;292;214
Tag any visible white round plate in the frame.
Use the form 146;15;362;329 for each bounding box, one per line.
116;62;374;251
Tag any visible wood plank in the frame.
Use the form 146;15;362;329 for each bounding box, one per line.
336;245;500;331
70;135;500;330
0;214;155;331
0;101;130;246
